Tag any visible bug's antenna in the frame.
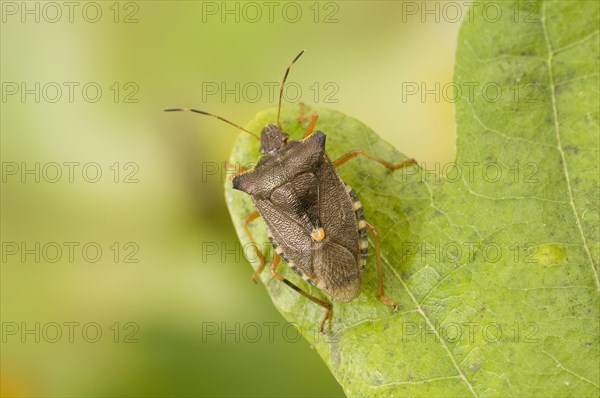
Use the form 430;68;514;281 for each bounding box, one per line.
164;108;260;140
277;50;305;129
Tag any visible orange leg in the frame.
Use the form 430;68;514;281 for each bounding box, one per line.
297;101;319;138
333;150;416;170
269;253;332;332
365;221;398;311
242;210;266;283
224;161;248;180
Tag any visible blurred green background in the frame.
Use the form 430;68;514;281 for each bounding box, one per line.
1;1;462;396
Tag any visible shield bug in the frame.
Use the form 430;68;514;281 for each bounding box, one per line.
165;50;415;332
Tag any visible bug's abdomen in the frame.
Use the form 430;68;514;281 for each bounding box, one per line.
343;182;368;270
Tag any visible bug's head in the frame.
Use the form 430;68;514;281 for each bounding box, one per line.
258;49;304;154
256;49;305;155
259;124;288;155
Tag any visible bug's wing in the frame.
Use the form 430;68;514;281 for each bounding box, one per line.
317;156;360;259
256;196;360;301
253;197;315;273
313;240;361;302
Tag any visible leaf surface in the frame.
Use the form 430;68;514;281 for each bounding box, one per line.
225;1;599;395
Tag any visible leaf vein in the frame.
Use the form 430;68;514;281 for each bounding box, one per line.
381;251;479;397
367;375;463;389
542;350;600;388
553;29;600;55
541;2;600;291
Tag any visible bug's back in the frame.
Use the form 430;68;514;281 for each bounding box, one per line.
233;131;363;302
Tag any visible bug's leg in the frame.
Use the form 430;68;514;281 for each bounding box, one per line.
297;101;319;138
365;221;398;311
224;161;248;179
269;253;332;332
242;210;266;283
333;150;416;170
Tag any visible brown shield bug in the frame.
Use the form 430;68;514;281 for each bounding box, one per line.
165;50;415;332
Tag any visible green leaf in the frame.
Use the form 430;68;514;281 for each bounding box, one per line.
225;1;599;396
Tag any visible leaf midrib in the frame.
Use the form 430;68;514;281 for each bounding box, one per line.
540;1;600;291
